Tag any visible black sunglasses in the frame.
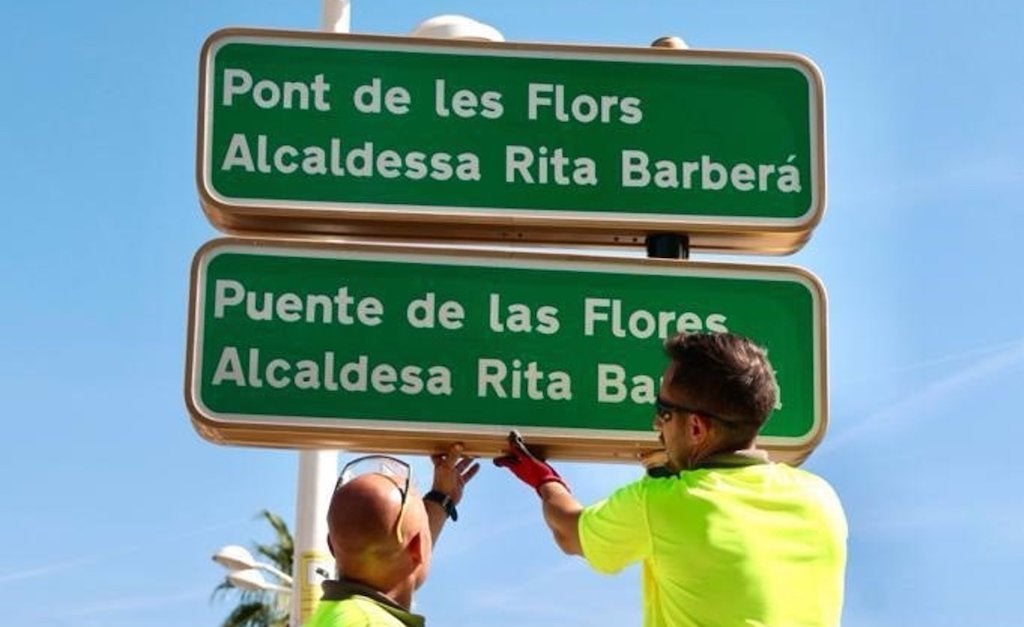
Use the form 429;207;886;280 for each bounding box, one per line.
654;396;729;425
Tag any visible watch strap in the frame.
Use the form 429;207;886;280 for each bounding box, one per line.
423;490;458;522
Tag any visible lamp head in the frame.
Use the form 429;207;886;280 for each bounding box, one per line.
227;568;281;592
409;15;504;42
212;545;257;571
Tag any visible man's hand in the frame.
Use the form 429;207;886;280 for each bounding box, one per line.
493;431;569;494
430;443;480;506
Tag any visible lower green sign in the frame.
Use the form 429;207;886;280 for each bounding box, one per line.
185;239;827;462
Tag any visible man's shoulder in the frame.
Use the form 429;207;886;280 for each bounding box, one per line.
760;463;847;529
771;463;841;493
309;596;407;626
312;580;425;627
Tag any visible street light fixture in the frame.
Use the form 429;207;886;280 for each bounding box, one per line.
228;568;293;594
213;544;257;571
213;544;294;589
409;14;504;42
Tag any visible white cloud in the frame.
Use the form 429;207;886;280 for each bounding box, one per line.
0;517;249;587
60;587;208;618
837;151;1024;209
463;558;640;626
0;558;93;585
841;336;1024;386
432;511;537;561
820;338;1024;453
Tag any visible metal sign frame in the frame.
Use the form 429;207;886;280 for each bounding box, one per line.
185;238;828;463
197;28;826;254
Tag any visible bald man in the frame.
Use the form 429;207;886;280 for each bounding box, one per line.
305;445;479;627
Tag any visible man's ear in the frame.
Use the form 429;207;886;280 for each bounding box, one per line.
326;534;335;558
404;532;424;567
689;414;711;441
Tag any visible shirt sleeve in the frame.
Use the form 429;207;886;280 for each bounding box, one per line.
578;479;651;574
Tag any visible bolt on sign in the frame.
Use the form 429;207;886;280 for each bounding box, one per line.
185;239;828;463
197;28;826;253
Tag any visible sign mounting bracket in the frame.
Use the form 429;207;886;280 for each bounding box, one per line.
645;234;689;260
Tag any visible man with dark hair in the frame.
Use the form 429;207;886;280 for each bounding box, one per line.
306;444;478;626
495;332;847;626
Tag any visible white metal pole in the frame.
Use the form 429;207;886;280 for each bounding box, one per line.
321;0;351;35
288;6;509;626
290;449;338;626
289;5;346;626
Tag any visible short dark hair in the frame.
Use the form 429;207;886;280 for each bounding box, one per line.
663;332;778;442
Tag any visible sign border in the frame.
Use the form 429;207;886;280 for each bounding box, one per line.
196;28;827;254
184;237;829;464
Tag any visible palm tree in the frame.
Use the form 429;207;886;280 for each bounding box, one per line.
212;510;294;627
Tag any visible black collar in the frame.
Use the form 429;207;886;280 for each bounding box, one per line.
696;449;771;469
320;579;425;627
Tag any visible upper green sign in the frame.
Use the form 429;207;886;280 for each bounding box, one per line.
197;29;826;253
185;238;828;463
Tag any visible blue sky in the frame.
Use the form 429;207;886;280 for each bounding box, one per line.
2;1;1023;625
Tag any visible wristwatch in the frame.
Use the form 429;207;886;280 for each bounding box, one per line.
423;490;458;521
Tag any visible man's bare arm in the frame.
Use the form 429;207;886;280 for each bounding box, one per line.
538;481;584;555
426;444;479;543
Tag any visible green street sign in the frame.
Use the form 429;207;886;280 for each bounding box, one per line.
185;239;828;463
197;28;825;253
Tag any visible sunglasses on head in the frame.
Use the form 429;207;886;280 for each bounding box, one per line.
336;455;412;544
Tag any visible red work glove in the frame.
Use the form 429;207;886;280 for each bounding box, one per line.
493;430;569;494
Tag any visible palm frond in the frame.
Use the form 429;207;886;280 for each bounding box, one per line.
210;579;234;602
254;509;294;573
213;510;294;627
222;601;281;627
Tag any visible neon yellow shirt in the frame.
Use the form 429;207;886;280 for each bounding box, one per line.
304;580;424;627
579;453;847;627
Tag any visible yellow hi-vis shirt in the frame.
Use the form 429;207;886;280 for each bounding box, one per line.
579;452;847;627
304;580;425;627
